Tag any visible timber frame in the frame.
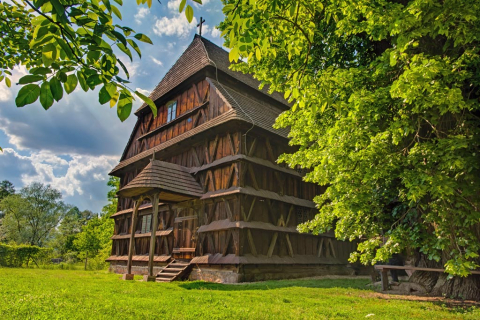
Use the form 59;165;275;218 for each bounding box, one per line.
107;35;357;283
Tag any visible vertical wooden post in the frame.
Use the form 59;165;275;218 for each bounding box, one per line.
123;198;141;280
145;193;160;281
381;269;389;291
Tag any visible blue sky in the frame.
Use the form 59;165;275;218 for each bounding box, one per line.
0;0;225;213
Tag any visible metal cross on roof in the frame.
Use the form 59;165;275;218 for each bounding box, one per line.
197;16;206;36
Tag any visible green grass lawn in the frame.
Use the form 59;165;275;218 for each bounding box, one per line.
0;268;478;319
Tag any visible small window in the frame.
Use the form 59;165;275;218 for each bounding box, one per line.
167;101;177;122
296;208;312;225
141;215;152;233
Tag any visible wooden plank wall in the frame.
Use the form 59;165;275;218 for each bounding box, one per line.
118;132;243;211
122;79;230;161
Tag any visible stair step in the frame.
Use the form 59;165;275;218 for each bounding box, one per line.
156;278;171;282
158;272;179;277
170;263;189;267
164;267;186;272
157;275;175;279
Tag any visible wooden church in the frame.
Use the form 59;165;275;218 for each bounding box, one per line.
106;35;357;283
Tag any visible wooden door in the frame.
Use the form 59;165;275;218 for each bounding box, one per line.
173;209;198;259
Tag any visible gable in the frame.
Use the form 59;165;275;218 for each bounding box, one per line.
135;35;288;115
120;78;230;162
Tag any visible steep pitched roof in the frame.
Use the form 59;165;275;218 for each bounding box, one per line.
136;35;287;114
117;160;203;199
208;79;289;138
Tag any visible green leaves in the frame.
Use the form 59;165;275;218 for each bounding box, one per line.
40;81;54;110
219;0;480;282
185;5;194;23
64;74;78;94
179;0;187;13
133;33;152;44
111;5;122;20
117;43;132;61
42;43;57;67
77;71;89;92
18;75;44;84
15;84;40;107
50;77;63;102
99;83;117;105
135;90;157;117
117;91;133;121
3;0;155;122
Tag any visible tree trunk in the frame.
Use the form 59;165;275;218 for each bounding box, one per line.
409;253;480;301
84;256;87;271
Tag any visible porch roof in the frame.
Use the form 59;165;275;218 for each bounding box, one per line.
117;159;203;201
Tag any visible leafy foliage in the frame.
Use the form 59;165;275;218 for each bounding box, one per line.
74;176;117;269
219;0;480;276
0;180;15;201
0;243;52;267
50;206;95;256
0;183;69;246
101;176;119;217
0;0;157;120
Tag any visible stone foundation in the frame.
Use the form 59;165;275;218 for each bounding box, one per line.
189;264;357;283
109;261;168;275
189;265;241;283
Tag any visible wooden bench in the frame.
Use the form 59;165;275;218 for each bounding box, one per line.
374;265;480;291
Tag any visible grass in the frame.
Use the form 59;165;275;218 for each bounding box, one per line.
0;268;478;319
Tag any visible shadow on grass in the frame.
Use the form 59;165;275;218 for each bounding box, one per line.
179;278;371;291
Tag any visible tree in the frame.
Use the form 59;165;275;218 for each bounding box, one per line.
0;0;159;121
0;194;31;243
74;177;117;269
0;183;69;246
101;176;119;217
74;216;102;270
0;180;15;201
219;0;480;299
50;206;95;256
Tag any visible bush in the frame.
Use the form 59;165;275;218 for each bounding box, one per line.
0;243;53;267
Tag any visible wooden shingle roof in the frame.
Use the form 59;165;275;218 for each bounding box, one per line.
135;35;287;114
117;159;203;199
208;79;289;138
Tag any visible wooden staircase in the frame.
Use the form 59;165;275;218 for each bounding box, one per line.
156;259;191;282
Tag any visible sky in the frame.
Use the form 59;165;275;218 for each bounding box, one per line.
0;0;225;213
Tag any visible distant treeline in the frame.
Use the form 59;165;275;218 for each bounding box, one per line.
0;178;119;270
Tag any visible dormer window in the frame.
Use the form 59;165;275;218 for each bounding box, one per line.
167;101;177;122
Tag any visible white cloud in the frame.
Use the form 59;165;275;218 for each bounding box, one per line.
211;27;221;38
118;60;139;78
154;0;198;38
0;65;28;102
153;14;198;38
134;7;149;24
167;0;182;11
201;24;210;36
2;148;117;198
136;88;150;96
0;83;12;102
151;57;163;66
